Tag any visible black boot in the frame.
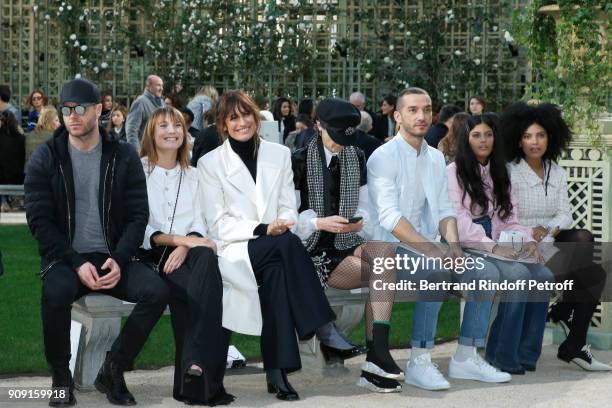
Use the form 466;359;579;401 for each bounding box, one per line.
266;369;299;401
94;352;136;406
362;323;402;379
49;367;76;407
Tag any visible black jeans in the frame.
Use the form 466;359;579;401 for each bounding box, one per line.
162;247;229;402
248;233;336;373
41;252;169;371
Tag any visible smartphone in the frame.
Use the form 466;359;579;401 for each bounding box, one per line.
347;216;363;224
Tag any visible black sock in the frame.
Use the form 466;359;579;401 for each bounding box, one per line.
367;323;401;374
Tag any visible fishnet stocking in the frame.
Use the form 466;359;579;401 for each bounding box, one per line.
326;241;397;338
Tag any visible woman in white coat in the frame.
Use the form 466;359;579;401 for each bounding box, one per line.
139;107;232;405
198;90;338;401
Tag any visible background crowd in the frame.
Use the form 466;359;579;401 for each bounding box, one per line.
0;79;488;213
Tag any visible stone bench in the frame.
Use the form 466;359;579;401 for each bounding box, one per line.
70;288;371;390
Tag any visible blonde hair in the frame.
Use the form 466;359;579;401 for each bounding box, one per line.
35;106;59;132
196;85;219;103
139;107;191;172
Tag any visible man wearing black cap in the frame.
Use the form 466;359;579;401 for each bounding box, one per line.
291;98;402;393
24;78;169;406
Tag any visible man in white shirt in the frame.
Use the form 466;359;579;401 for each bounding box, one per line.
368;87;510;390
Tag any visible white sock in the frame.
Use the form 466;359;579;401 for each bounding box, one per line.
410;347;430;363
454;344;476;362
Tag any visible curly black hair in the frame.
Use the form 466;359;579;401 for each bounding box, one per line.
500;101;573;163
455;113;514;221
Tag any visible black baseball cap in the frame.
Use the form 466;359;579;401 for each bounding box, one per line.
316;98;361;146
60;78;101;105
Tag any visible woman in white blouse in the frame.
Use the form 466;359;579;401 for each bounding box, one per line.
139;107;234;405
502;102;609;371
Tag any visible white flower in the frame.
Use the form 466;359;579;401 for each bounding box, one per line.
447;9;454;15
73;41;79;47
474;59;481;65
383;56;391;63
75;73;82;79
454;50;462;56
288;28;294;35
416;53;424;60
69;34;77;41
93;66;99;73
443;91;448;97
67;5;72;10
79;15;84;21
419;40;426;45
289;0;299;6
492;25;498;32
33;5;38;12
504;30;515;43
44;14;50;20
80;45;88;52
365;73;372;80
59;6;64;12
492;63;498;69
100;62;109;69
366;59;371;64
382;20;389;25
80;59;87;65
450;84;456;89
398;23;404;29
405;31;411;36
298;23;306;31
473;36;481;42
389;45;394;51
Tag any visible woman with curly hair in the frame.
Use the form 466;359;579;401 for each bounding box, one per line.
447;113;554;375
501;101;609;371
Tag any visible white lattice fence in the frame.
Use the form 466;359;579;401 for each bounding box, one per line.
556;135;612;346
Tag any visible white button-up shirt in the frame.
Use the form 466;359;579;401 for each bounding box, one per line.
141;157;207;249
368;134;456;241
508;158;572;230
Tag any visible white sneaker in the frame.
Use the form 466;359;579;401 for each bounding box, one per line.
449;352;512;383
570;345;612;372
404;353;450;391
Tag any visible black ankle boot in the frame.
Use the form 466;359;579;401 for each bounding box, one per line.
94;352;136;405
49;367;76;407
362;323;402;379
266;369;299;401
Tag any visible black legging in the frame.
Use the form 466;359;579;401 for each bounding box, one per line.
548;229;607;348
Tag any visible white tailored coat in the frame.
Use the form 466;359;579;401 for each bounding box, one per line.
197;138;298;335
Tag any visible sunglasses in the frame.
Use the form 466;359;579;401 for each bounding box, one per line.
61;104;95;116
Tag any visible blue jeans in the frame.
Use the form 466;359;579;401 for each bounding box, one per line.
484;258;554;370
397;247;500;349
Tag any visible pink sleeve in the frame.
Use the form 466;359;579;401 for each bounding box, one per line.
492;187;534;242
446;164;495;251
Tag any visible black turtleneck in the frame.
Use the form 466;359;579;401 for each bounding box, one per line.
229;136;268;236
229;136;257;181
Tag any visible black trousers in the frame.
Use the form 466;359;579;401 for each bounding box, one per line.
163;247;229;403
248;233;336;373
41;253;169;371
549;229;607;348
